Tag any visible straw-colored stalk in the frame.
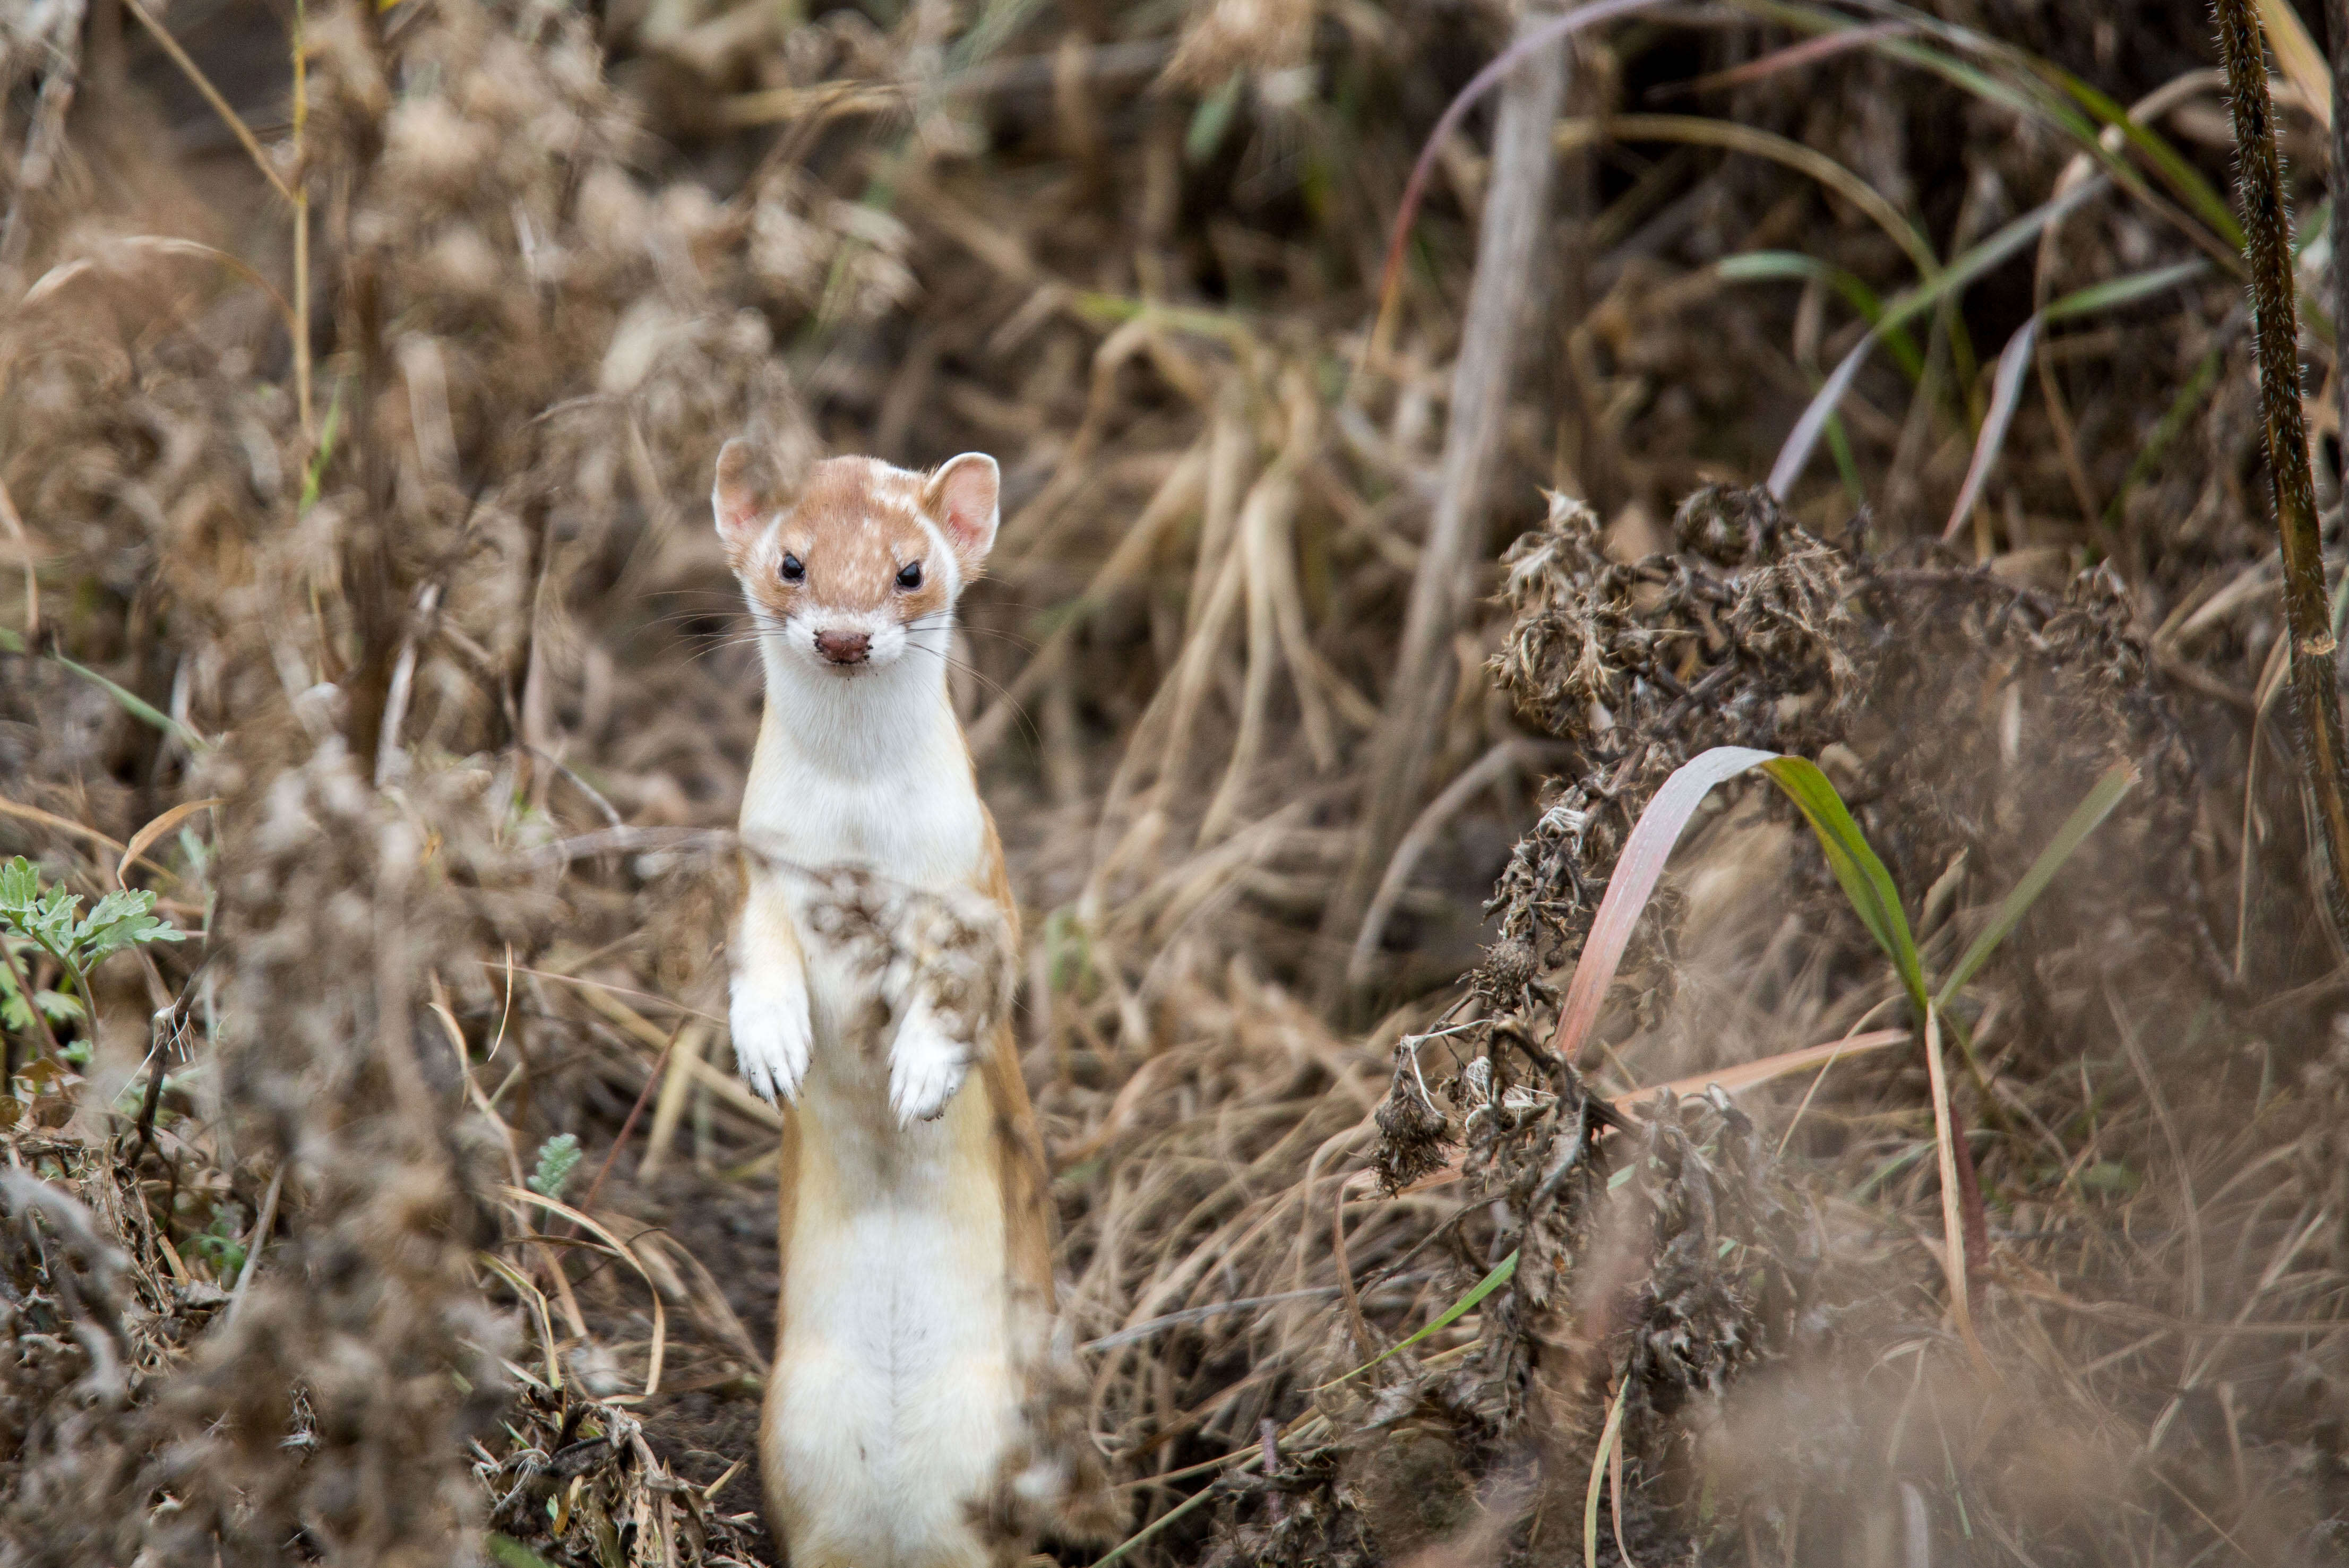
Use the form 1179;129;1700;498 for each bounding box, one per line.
2214;0;2349;944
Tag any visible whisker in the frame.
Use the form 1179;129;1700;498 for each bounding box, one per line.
901;643;1042;751
905;614;1038;655
677;632;769;667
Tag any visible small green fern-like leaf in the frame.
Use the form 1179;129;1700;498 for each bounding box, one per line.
528;1133;583;1199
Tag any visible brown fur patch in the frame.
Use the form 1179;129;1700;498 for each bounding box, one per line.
728;455;958;626
972;815;1053;1302
759;1105;802;1531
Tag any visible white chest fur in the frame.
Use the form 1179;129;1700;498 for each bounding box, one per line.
741;650;986;893
739;650;1020;1568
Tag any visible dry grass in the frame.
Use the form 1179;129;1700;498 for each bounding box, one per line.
0;0;2345;1564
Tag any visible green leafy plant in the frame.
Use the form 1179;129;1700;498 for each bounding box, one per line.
485;1535;559;1568
0;933;81;1036
186;1200;249;1282
0;856;186;1023
528;1132;583;1199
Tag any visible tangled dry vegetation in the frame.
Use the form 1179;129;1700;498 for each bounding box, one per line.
2;0;2347;1563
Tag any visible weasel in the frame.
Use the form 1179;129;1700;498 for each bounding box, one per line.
713;440;1059;1568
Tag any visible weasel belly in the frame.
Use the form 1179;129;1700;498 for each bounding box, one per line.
744;693;1024;1565
764;1047;1019;1568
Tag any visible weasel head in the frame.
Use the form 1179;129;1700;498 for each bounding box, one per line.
712;443;1000;679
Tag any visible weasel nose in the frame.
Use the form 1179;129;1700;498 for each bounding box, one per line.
814;629;871;665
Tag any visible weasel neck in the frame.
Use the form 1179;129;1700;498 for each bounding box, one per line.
740;625;981;884
753;625;960;769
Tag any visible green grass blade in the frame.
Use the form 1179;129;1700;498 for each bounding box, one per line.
1088;1483;1221;1568
1736;0;2239;258
50;652;209;753
299;378;346;513
2046;72;2242;250
1830;0;2241;248
1717;251;1925;377
1934;762;2136;1008
1757;757;1929;1012
1945;260;2208;539
1317;1248;1519;1390
1546;746;1929;1062
1768;175;2106;497
2041;259;2210;322
2103;343;2223;530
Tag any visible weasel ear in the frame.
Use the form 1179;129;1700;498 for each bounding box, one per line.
713;438;771;552
923;452;1000;568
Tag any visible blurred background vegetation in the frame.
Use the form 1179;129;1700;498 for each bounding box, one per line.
1;0;2347;1563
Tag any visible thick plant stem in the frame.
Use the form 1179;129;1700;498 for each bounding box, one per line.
2332;0;2349;495
2215;0;2349;943
1323;7;1568;993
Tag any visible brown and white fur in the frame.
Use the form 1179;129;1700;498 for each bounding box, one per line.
712;441;1057;1568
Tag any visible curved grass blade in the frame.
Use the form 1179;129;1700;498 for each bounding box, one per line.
502;1186;667;1398
1546;747;1927;1068
116;797;220;891
1753;0;2242;253
1665;20;1912;97
2042;70;2242;251
1768;176;2106;498
1718;251;1925;378
50;652;209;753
1942;315;2038;541
1585;1374;1632;1568
1934;762;2136;1007
1942;260;2207;540
1583;116;1940;281
2254;0;2329;128
1371;0;1677;350
1733;0;2239;280
1315;1248;1519;1390
1754;756;1928;1011
1546;746;1781;1066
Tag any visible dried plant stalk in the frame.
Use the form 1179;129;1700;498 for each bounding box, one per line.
1324;6;1569;988
2215;0;2349;942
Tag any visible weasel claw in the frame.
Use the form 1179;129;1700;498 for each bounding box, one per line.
731;981;812;1104
888;1019;969;1126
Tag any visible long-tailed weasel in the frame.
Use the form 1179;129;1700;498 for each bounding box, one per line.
713;440;1061;1568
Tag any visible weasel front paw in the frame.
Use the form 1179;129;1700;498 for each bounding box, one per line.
730;977;812;1104
888;1009;971;1126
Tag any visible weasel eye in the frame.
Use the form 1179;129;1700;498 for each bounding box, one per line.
779;553;804;583
895;561;923;590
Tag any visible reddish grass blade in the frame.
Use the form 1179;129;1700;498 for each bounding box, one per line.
1613;1027;1909;1108
1923;1006;1998;1378
1661;21;1913;98
1372;0;1675;354
1545;747;1779;1067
